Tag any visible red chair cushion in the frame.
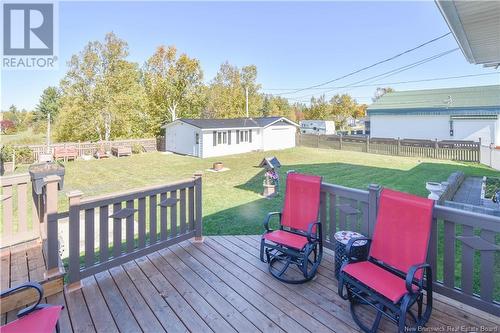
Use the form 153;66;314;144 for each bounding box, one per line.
342;261;417;303
281;173;322;232
264;230;309;250
369;188;434;279
1;306;62;333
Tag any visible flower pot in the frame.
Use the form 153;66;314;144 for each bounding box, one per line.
263;184;277;198
28;162;65;195
213;162;224;171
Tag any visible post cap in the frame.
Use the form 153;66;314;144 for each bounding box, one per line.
66;190;83;198
193;171;203;178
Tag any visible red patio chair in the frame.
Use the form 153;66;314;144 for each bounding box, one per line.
1;282;63;333
338;188;434;332
260;172;323;283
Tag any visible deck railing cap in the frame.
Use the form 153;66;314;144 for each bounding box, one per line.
66;190;84;198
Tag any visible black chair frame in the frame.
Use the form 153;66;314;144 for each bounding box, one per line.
260;211;323;284
338;237;433;333
0;282;62;333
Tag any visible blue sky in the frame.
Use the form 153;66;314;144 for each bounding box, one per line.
2;0;499;110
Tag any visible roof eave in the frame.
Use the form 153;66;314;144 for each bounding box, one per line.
264;117;300;128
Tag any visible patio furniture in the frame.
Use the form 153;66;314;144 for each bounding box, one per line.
333;230;368;280
0;282;63;333
260;172;323;283
53;146;78;161
111;146;132;157
338;188;434;333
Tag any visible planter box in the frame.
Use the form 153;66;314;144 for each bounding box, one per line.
29;162;65;195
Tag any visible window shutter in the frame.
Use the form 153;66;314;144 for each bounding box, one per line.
249;129;253;143
236;130;240;144
213;131;217;146
228;130;231;145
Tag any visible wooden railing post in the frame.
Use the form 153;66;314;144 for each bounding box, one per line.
43;175;60;276
193;172;203;242
397;137;401;156
67;190;83;288
367;184;381;237
434;138;438;159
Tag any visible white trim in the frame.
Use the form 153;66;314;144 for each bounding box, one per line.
263;117;300;128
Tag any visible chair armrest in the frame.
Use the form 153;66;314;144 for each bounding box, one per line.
405;263;431;294
345;237;371;262
263;212;281;232
0;282;44;318
306;222;321;242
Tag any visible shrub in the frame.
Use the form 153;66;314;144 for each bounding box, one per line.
0;145;34;164
132;143;143;154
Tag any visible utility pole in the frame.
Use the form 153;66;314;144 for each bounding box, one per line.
245;86;249;118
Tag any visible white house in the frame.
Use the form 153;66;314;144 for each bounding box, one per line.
299;120;336;135
161;117;299;158
368;85;500;146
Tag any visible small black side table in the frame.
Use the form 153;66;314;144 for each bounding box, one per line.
334;230;369;279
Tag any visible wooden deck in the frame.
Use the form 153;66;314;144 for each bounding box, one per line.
2;236;499;332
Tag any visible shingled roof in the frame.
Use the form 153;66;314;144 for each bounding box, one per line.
172;117;298;129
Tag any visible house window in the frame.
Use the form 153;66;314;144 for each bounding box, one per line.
195;133;199;144
216;131;229;145
240;130;249;143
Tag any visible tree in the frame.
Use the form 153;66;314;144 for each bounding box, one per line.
56;32;146;141
35;86;60;122
205;62;263;118
372;87;395;102
143;45;204;135
305;95;330;120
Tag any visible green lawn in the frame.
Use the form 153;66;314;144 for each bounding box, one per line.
2;128;46;145
15;146;500;235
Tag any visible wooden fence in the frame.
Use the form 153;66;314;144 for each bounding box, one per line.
0;173;40;247
298;134;481;162
319;182;499;316
12;138;158;161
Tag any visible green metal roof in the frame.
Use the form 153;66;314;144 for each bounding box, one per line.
368;85;500;115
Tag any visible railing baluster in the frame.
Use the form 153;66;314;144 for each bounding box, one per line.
170;190;178;238
17;182;28;233
113;202;122;258
85;208;95;267
149;195;157;244
320;191;327;244
138;197;146;248
179;189;187;235
3;184;13;237
460;225;474;295
68;191;83;284
328;193;336;241
160;192;167;240
126;200;134;253
443;220;455;288
99;205;109;262
480;230;495;302
188;186;195;231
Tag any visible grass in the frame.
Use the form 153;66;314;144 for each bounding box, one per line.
485;177;500;199
9;147;500;299
14;146;500;234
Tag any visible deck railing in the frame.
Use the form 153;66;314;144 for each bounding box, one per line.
39;174;203;286
0;173;41;247
298;134;481;162
320;181;499;316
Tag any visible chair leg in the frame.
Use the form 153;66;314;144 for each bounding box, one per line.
260;238;266;262
350;298;384;333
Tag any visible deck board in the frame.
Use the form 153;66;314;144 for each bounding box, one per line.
2;236;498;332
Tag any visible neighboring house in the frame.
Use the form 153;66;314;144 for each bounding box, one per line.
161;117;299;158
368;85;500;146
300;120;336;135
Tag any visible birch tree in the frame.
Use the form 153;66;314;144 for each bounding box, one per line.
143;46;204;135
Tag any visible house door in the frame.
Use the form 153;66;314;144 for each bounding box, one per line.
194;133;200;157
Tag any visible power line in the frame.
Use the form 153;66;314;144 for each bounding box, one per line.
275;32;452;96
286;48;459;102
263;73;499;91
